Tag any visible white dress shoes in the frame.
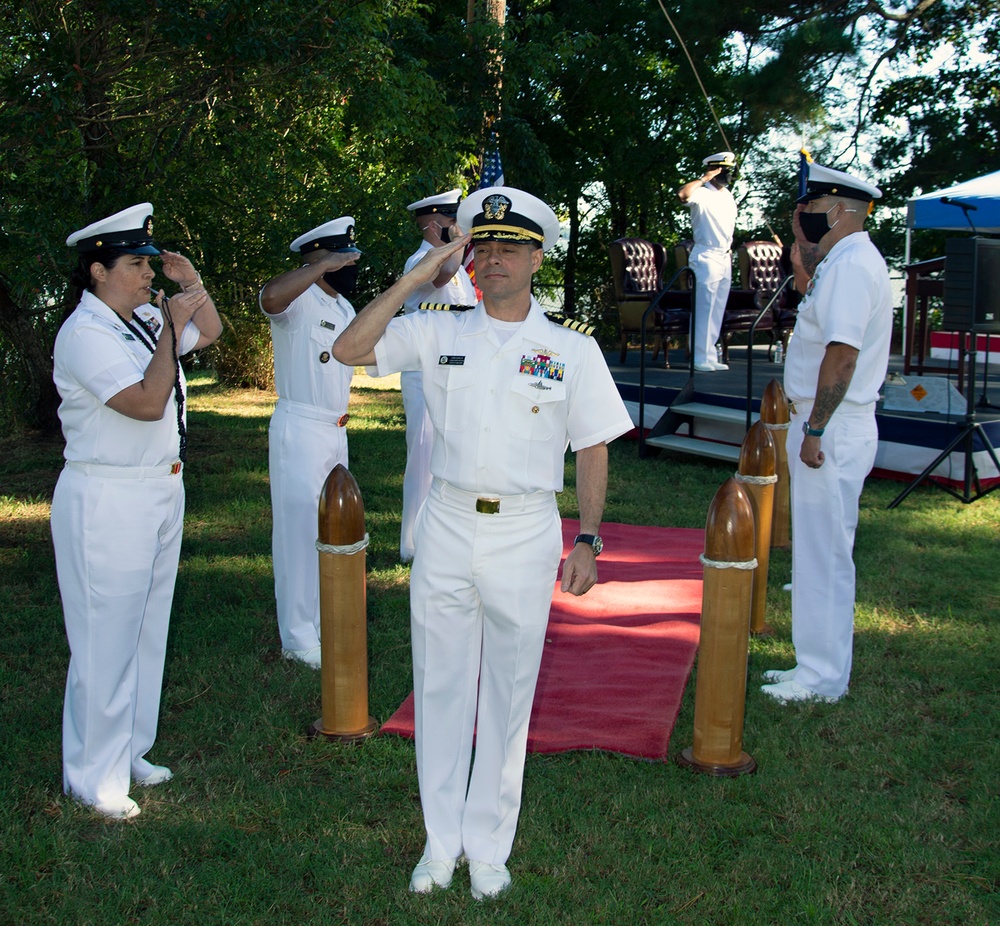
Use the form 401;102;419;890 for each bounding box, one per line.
134;764;173;787
282;646;322;669
91;796;141;820
761;667;798;684
694;360;730;372
409;854;459;893
761;679;842;703
469;860;512;900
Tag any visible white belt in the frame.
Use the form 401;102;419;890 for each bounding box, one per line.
790;400;877;419
277;398;349;426
66;460;182;478
432;479;555;515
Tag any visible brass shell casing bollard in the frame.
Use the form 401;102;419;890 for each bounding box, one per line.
760;378;791;550
737;421;777;637
677;477;757;777
308;464;378;742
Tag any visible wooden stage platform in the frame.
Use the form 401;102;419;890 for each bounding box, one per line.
608;341;1000;498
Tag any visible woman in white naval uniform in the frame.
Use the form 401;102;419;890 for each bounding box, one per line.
334;188;633;900
399;190;477;562
260;217;361;668
53;203;222;819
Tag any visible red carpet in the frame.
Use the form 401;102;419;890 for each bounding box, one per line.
380;520;704;761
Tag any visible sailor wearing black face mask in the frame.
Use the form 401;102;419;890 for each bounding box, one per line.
259;216;362;668
398;190;477;563
761;162;891;706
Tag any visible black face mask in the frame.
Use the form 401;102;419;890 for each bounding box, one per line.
439;224;451;243
323;264;358;296
715;169;731;187
799;205;842;244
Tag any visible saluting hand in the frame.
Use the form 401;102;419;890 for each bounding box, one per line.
407;234;471;288
159;250;201;289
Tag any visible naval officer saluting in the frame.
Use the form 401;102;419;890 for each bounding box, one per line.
53;203;222;819
398;189;477;563
334;188;633;899
260;217;361;668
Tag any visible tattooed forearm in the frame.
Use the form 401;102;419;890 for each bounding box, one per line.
811;381;848;427
810;342;859;428
798;243;821;279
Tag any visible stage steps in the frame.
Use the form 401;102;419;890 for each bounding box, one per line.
643;400;757;463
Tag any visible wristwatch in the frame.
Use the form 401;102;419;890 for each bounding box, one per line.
802;420;825;437
573;533;603;556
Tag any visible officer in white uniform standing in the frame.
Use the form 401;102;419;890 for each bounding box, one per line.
762;163;892;704
399;189;477;562
260;217;361;669
677;151;739;371
53;203;222;819
333;188;633;900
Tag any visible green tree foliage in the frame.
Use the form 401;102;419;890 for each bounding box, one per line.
1;0;994;433
0;0;476;431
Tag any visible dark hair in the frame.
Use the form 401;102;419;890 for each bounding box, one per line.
63;248;128;325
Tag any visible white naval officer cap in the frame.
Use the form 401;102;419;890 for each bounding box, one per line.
407;189;462;217
457;187;561;252
702;151;737;169
797;163;882;204
289;216;362;254
65;203;160;255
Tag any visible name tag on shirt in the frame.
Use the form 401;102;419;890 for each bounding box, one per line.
320;320;337;331
438;355;465;365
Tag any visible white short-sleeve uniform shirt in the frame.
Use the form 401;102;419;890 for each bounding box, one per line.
373;298;633;494
53;291;200;464
265;284;355;410
784;232;892;408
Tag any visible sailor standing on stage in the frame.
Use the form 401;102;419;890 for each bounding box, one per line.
399;189;477;563
677;151;739;372
54;203;222;819
333;188;633;900
260;217;361;669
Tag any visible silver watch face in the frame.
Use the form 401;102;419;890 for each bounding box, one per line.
591;535;603;556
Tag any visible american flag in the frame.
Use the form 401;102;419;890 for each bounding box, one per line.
464;143;505;297
799;148;812;198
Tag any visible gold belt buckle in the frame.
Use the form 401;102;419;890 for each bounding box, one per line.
337;413;349;427
170;462;182;475
476;497;501;514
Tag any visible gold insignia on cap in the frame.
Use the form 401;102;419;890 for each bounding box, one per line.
145;216;154;237
483;194;511;221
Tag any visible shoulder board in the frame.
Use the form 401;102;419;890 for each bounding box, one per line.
544;311;595;337
418;303;475;312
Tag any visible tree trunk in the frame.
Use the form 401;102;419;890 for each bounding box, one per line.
0;279;61;435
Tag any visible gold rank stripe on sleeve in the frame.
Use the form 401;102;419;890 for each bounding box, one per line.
418;303;476;312
544;312;595;337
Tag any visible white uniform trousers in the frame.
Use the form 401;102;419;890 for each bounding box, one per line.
51;464;184;807
400;370;433;562
410;479;563;864
269;399;349;651
788;402;878;699
690;245;732;365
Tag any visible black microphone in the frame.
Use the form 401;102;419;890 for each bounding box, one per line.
941;196;978;211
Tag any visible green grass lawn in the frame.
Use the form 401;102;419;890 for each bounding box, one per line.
1;371;997;925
